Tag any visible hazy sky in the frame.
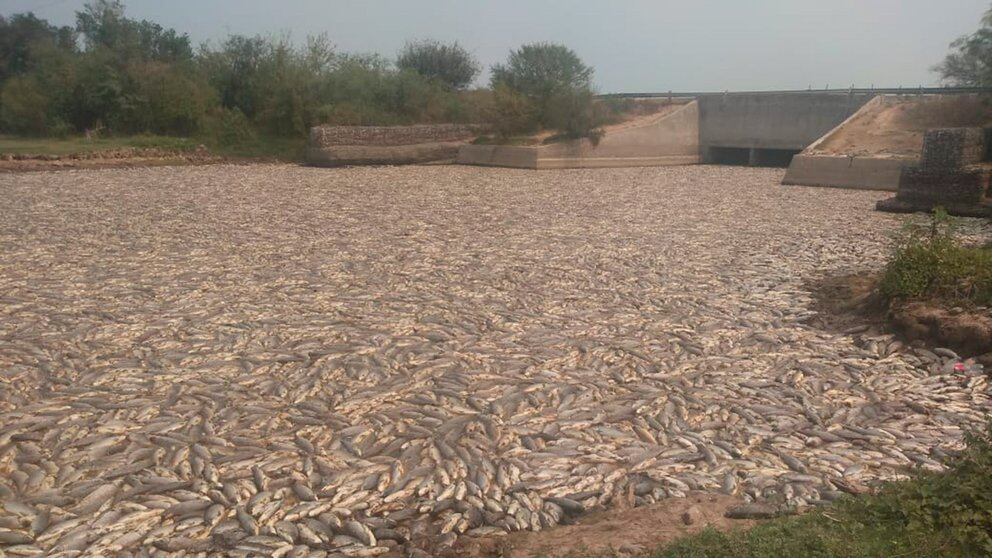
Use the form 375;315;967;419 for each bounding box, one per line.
4;0;989;92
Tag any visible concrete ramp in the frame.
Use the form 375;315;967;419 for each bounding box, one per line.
784;94;992;190
458;101;699;169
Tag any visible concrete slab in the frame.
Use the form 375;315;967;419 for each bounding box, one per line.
782;154;911;191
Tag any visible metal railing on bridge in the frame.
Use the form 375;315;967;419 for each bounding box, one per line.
598;86;992;99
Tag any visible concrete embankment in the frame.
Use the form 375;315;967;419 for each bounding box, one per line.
783;94;992;191
457;101;700;169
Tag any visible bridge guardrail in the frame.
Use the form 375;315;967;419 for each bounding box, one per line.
598;87;992;99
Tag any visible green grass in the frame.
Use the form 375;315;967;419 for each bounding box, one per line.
471;134;541;146
203;134;306;161
0;133;306;162
880;210;992;307
0;134;198;156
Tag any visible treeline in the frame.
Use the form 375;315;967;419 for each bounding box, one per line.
0;1;605;144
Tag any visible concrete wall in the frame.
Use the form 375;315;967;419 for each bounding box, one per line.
782;155;910;191
697;92;875;158
458;101;700;169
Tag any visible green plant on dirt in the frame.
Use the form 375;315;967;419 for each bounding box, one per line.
201;107;255;147
486;83;539;138
879;208;992;306
642;421;992;558
543;87;607;144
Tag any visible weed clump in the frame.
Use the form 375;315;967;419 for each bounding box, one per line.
880;208;992;306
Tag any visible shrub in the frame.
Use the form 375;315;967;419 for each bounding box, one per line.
490;42;601;139
396;39;480;90
880;208;992;305
855;422;992;555
125;62;215;135
490;42;593;102
544;87;606;143
654;422;992;557
488;83;538;138
0;75;51;135
203;107;255;146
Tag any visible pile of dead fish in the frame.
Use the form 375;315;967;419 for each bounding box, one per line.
0;164;989;556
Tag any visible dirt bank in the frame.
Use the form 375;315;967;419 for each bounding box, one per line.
808;273;992;367
418;493;751;558
0;147;224;172
808;95;992;158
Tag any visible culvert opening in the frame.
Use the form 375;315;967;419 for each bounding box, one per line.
707;147;802;167
708;147;751;166
752;148;801;167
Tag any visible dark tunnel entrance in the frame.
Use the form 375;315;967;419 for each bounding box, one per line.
708;147;751;166
707;147;802;167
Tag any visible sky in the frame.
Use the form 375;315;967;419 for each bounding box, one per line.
3;0;990;93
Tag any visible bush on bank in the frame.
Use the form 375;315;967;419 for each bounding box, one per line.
638;422;992;558
489;42;606;140
396;39;480;90
0;2;609;150
880;209;992;307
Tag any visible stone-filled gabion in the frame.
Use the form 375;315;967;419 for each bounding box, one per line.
877;127;992;217
307;124;483;167
919;128;986;169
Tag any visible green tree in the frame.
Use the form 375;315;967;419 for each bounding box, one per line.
0;13;76;82
935;6;992;86
490;43;592;102
0;4;487;139
490;42;600;138
0;75;51;134
124;62;215;135
396;39;480;90
76;0;193;63
62;1;204;134
198;35;270;118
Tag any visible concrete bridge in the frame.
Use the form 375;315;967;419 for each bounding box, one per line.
325;86;990;184
602;87;990;166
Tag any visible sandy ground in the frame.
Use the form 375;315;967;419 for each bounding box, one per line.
527;101;687;144
0;165;989;557
808;94;992;158
440;492;750;558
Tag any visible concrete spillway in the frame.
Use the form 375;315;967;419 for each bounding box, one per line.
783;94;992;190
697;91;875;165
456;89;991;176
